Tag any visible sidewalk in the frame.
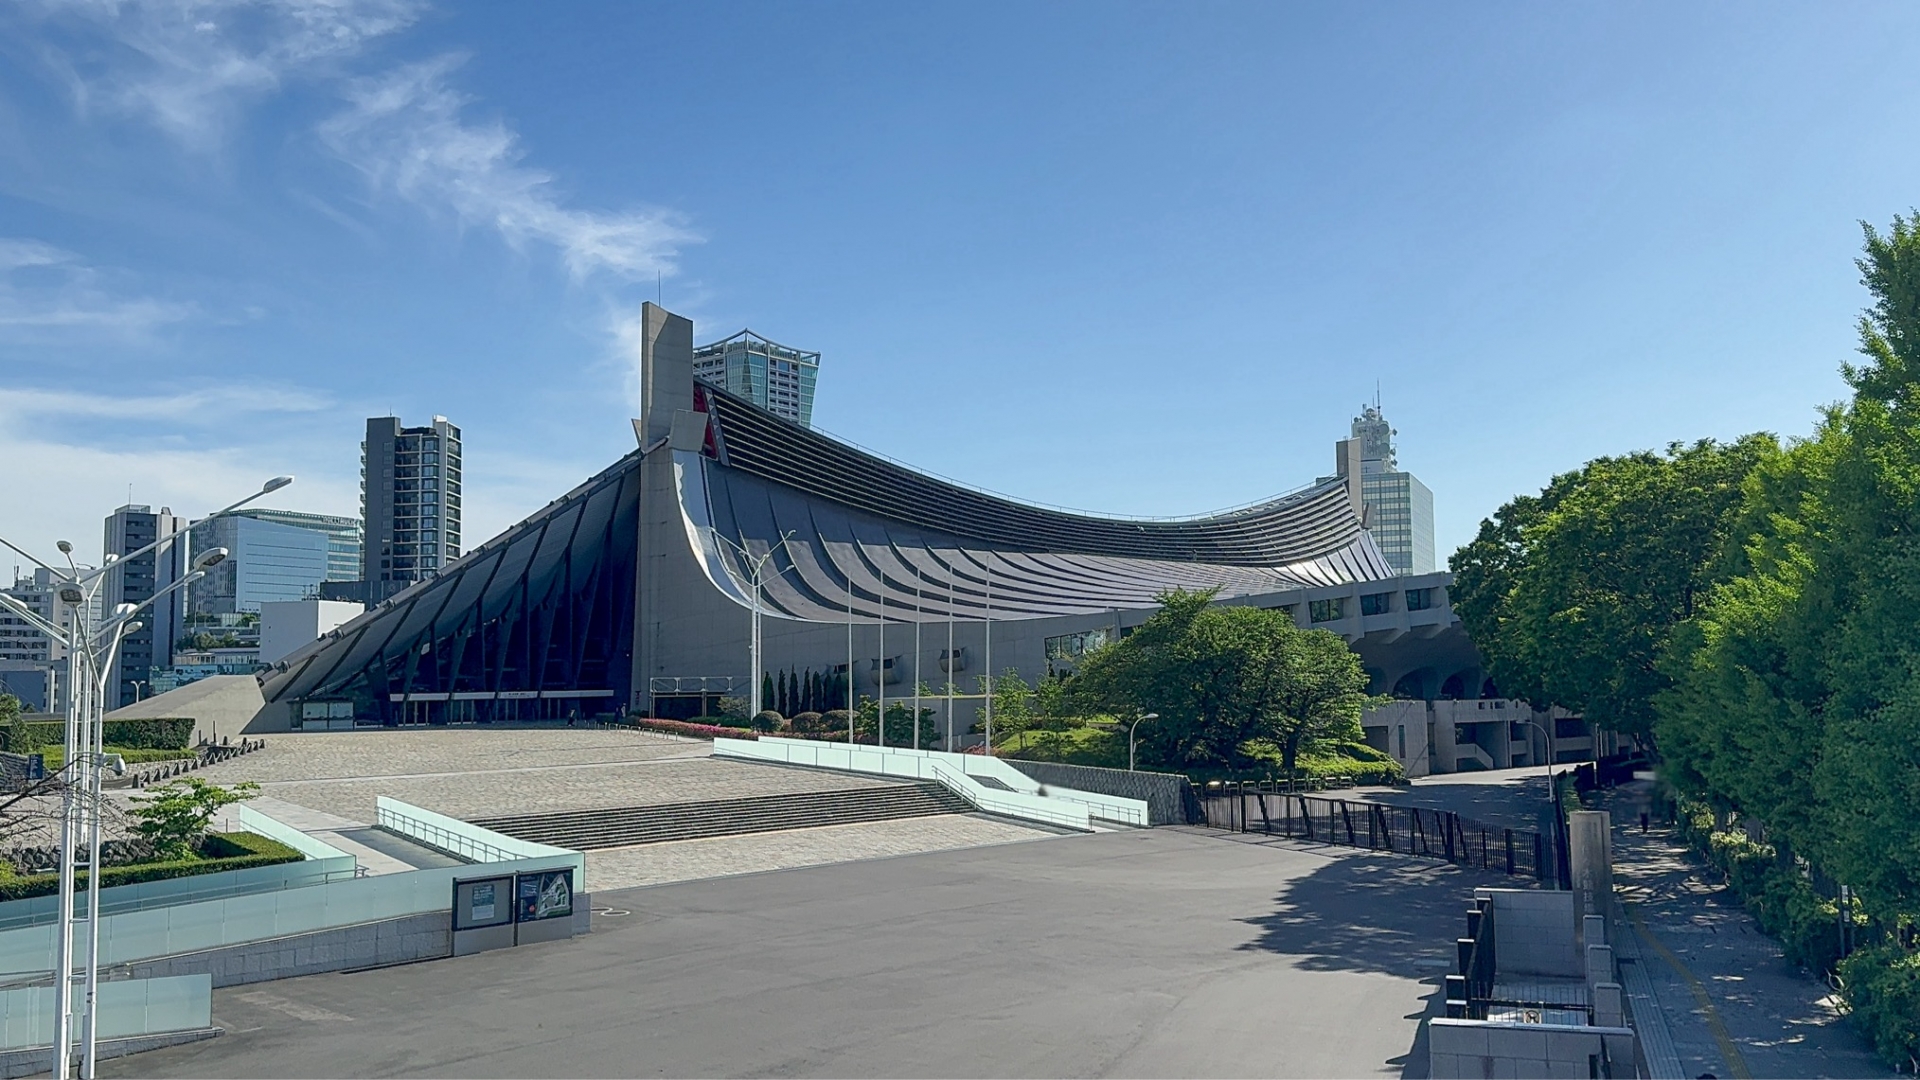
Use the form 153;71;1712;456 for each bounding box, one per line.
1602;784;1888;1079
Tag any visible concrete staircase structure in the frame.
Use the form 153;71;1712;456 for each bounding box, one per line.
468;781;972;850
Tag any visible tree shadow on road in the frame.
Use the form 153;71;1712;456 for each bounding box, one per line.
1340;777;1558;834
1233;844;1510;973
1223;842;1526;1078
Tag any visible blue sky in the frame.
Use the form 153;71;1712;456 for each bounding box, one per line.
2;1;1916;566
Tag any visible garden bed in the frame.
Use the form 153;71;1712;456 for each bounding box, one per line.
0;831;303;902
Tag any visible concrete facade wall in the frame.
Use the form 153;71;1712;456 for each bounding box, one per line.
259;600;364;666
1475;888;1579;978
1003;760;1199;825
106;674;265;742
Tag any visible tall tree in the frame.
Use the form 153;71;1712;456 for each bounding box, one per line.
1656;213;1920;917
1451;436;1777;735
1071;589;1373;772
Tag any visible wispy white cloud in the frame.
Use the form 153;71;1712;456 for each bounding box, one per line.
319;56;698;282
0;383;331;422
0;434;367;563
0;381;358;560
19;0;422;149
0;238;195;337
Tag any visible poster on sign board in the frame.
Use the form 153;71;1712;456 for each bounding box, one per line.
515;869;573;922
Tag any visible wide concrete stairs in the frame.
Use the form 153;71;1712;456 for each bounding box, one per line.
469;780;973;850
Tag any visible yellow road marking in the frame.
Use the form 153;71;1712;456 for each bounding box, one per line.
1624;900;1751;1080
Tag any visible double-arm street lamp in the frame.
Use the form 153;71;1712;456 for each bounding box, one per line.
708;529;798;719
0;474;291;1079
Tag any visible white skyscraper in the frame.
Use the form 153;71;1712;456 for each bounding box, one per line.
693;329;820;426
1330;404;1435;575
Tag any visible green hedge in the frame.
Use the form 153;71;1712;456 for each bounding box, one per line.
1837;944;1920;1066
0;831;302;902
1678;803;1855;973
0;717;195;753
1294;753;1406;787
37;746;197;772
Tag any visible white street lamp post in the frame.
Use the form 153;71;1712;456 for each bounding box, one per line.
709;529;796;719
1129;712;1160;772
0;475;286;1078
1517;718;1560;887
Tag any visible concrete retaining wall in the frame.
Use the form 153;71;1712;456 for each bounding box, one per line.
1003;760;1200;825
121;911;451;988
119;893;594;988
0;1027;221;1079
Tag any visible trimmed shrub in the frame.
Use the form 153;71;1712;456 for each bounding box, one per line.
821;709;852;732
1;717;195;753
1294;753;1405;787
751;710;784;733
624;717;759;741
0;831;303;902
1677;803;1854;974
1838;944;1920;1067
789;711;826;733
37;746;196;772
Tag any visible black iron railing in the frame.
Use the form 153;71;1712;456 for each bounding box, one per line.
1195;783;1554;882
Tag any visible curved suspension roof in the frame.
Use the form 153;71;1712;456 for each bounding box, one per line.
258;381;1393;706
701;388;1371;567
687;450;1392;624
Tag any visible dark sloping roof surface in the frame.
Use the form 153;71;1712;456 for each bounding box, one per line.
702;388;1369;567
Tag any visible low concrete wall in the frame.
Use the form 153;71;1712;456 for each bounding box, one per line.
1004;760;1200;825
121;911;451;988
1428;1018;1634;1079
0;1027;221;1079
119;894;594;988
1475;887;1579;978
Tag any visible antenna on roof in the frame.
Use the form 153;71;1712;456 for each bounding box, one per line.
1375;380;1381;410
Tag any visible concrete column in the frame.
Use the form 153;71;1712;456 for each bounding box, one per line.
1592;982;1625;1029
1585;943;1614;988
1568;809;1613;924
1582;914;1606;951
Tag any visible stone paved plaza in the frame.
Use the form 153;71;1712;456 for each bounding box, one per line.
180;728;901;823
585;813;1059;890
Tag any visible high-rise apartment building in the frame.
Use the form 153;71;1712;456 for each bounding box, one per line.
0;568;100;665
693;329;820;426
104;504;186;707
0;571;56;666
1327;405;1436;576
231;509;362;582
362;416;463;603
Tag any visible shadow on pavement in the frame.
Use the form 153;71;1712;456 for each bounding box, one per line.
1337;776;1559;834
1226;844;1518;1078
1235;848;1508;974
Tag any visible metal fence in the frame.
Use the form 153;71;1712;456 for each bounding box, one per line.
1195;783;1555;882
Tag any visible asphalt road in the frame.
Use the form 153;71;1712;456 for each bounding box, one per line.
106;827;1512;1079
